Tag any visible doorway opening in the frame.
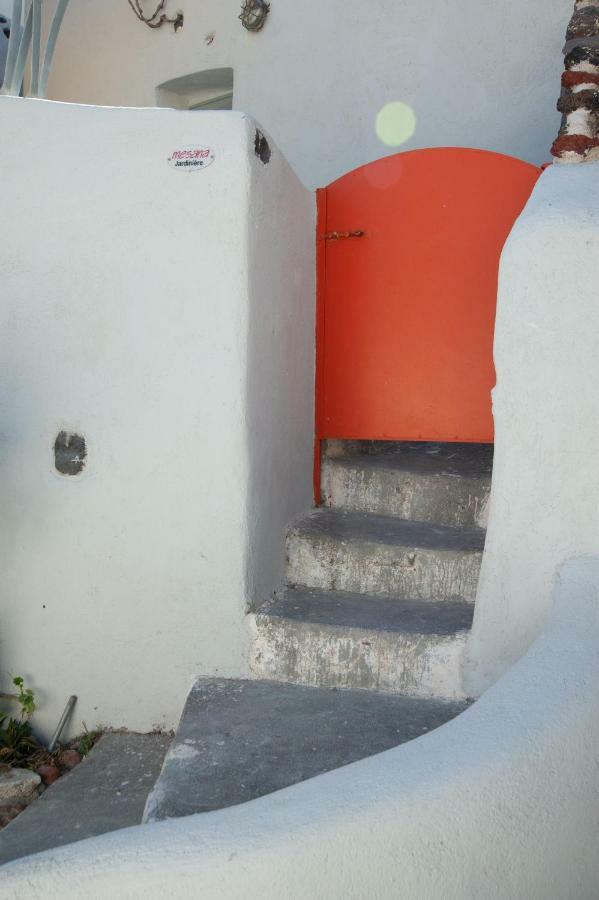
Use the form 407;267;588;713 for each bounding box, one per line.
156;67;234;110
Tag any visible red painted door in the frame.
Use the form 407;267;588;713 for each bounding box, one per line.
316;148;541;444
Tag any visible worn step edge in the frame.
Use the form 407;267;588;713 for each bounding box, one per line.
288;509;486;550
287;511;484;602
249;595;471;699
323;440;493;467
266;588;475;634
321;456;490;527
143;679;470;823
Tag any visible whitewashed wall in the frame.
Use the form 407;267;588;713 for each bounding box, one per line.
42;0;568;188
465;162;599;694
0;96;314;739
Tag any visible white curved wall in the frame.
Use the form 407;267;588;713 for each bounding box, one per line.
4;556;599;897
465;162;599;695
0;97;314;739
42;0;567;188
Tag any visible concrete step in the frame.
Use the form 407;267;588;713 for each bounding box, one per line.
321;442;493;527
250;588;473;698
0;733;170;866
286;509;485;601
143;678;469;822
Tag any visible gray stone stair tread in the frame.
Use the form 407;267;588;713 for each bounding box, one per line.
291;508;486;552
144;679;469;822
328;442;493;478
262;588;474;635
0;732;171;867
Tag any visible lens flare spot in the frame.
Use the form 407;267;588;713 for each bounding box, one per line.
376;102;416;147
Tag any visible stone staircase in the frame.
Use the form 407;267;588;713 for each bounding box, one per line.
144;441;492;823
252;441;489;700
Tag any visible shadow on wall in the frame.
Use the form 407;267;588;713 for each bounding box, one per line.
244;123;315;608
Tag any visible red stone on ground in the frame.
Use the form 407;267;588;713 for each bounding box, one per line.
57;749;81;770
37;765;60;786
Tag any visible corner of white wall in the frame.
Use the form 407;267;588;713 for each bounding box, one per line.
465;161;599;696
243;119;316;608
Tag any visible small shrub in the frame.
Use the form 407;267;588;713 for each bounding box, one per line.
0;676;45;769
77;726;100;757
12;677;36;719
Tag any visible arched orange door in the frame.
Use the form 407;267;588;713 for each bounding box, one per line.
316;148;541;446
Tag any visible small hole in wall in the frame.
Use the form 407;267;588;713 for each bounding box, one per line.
54;431;87;476
254;129;271;164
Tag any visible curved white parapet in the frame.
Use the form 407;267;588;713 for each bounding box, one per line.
466;163;599;696
4;556;599;896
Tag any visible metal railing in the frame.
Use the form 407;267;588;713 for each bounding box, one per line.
0;0;70;98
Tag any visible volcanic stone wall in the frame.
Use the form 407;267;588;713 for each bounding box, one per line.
552;0;599;161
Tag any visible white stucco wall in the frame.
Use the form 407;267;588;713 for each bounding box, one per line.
465;163;599;695
5;555;599;896
0;96;314;739
245;132;315;604
41;0;567;189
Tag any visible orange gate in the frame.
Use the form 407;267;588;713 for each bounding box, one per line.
315;148;541;499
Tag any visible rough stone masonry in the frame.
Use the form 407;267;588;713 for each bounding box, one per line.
552;0;599;162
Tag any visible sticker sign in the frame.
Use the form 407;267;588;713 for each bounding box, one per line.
168;146;215;171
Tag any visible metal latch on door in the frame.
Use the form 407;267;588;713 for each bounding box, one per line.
322;230;365;240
